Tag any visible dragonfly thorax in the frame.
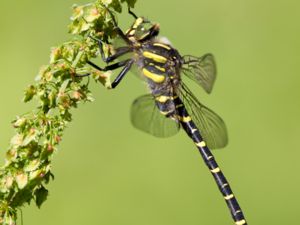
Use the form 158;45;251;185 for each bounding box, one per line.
135;41;181;96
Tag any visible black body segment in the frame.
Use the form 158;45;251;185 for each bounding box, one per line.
175;97;247;225
86;6;248;224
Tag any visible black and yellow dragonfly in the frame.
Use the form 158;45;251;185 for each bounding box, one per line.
83;6;247;225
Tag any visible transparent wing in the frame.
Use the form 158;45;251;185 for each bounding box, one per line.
182;54;217;94
177;82;228;149
130;94;180;137
112;36;127;49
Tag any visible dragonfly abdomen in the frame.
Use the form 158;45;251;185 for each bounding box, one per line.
176;100;247;225
155;95;178;117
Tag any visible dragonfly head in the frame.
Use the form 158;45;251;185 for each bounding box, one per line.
128;17;160;41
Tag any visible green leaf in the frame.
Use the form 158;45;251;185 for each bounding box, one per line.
121;0;137;8
85;6;101;22
3;213;15;225
70;4;84;21
22;128;39;146
13;117;27;129
101;0;112;6
24;160;40;172
110;0;122;13
15;172;28;189
10;134;24;148
0;175;14;193
50;47;62;64
43;171;55;184
29;169;42;180
23;85;36;102
48;90;57;108
35;186;49;208
92;70;112;88
5;148;18;163
59;79;70;93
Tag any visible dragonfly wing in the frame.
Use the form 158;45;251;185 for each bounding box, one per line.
177;82;228;149
182;54;217;94
130;94;180;137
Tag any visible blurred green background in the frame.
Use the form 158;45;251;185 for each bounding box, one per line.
1;0;300;224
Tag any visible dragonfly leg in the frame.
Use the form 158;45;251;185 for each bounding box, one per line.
111;59;134;88
101;4;130;43
75;59;130;78
128;7;138;19
90;35;131;63
82;59;134;89
87;59;131;72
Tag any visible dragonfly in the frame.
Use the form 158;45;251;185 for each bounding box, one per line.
82;5;247;225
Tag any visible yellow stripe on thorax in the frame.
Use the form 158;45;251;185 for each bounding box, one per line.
153;43;171;50
149;63;166;72
142;68;165;83
143;51;167;63
138;31;151;41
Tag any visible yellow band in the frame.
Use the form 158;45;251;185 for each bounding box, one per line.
178;116;192;123
142;68;165;83
143;51;167;63
224;194;234;200
156;96;171;103
196;141;206;147
235;220;246;225
211;167;221;173
153;43;171;50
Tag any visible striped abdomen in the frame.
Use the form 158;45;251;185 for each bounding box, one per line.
175;97;247;225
